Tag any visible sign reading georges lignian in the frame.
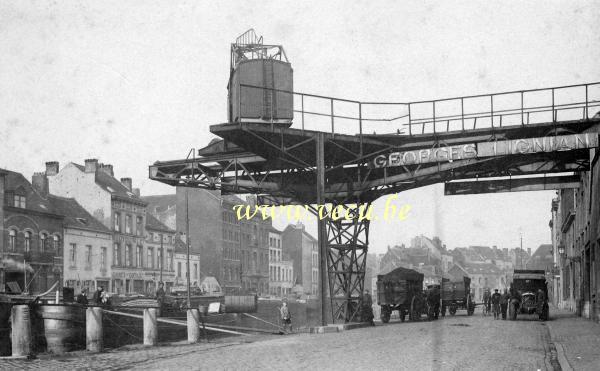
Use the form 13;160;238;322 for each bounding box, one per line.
371;133;599;168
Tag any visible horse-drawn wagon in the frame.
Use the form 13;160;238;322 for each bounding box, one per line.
441;276;475;316
377;267;424;323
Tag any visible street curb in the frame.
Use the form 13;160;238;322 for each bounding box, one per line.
553;342;573;371
308;322;372;334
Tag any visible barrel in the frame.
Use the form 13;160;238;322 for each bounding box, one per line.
224;295;257;313
35;305;85;354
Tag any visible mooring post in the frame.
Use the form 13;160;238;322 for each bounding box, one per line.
86;306;103;352
11;305;32;358
143;308;158;346
187;308;200;343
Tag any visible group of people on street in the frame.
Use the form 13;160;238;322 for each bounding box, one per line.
75;286;110;306
489;288;511;320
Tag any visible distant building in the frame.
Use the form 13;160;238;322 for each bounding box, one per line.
172;236;201;290
45;159;152;294
525;244;553;271
449;262;506;302
51;194;112;294
1;169;64;294
268;226;293;297
282;222;319;296
145;213;177;293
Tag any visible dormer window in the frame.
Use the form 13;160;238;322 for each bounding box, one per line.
13;195;26;208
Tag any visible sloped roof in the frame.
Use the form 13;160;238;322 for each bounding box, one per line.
2;170;58;215
142;194;177;213
460;262;503;275
71;162;146;204
48;195;110;233
145;213;175;233
379;266;424;282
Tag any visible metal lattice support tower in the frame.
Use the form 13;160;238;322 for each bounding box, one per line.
324;203;371;322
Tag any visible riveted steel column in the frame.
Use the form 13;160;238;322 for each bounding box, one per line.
316;132;327;326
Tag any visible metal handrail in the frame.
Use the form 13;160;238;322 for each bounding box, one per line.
237;82;600;136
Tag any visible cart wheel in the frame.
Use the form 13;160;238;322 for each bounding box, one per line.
410;297;420;321
509;302;517;320
380;305;391;323
466;296;473;316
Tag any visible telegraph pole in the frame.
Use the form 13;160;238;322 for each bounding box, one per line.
159;233;163;283
185;188;191;309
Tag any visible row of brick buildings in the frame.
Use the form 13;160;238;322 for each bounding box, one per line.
141;190;319;298
1;160;201;296
550;146;600;321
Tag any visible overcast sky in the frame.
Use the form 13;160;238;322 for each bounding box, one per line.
2;1;599;254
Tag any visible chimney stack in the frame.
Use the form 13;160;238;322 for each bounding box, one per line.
120;178;132;191
84;159;98;173
527;248;531;256
100;164;114;177
45;161;59;176
32;172;49;197
133;188;140;197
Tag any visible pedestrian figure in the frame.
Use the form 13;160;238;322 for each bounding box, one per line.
76;288;89;305
483;288;491;316
491;289;501;319
280;301;292;334
361;290;375;325
92;286;104;305
500;288;509;320
536;288;547;319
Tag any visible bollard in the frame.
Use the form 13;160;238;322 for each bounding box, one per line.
86;307;103;352
11;305;32;358
143;308;157;346
187;309;200;343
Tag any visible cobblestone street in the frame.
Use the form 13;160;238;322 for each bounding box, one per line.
1;306;599;370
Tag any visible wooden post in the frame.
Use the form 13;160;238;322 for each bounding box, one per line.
143;308;157;346
187;309;200;343
86;307;103;352
11;305;32;357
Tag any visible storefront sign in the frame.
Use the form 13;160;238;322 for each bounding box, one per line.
371;133;598;169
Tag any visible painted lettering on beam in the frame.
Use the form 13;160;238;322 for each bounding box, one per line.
372;144;477;168
371;133;598;168
477;133;598;157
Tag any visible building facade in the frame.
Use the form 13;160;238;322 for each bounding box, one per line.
172;236;202;291
46;159;159;294
51;194;113;294
269;227;294;297
282;222;319;296
1;170;64;294
145;214;176;293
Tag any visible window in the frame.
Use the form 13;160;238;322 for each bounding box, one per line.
101;247;107;270
53;235;60;252
24;231;31;252
114;243;121;266
13;194;26;208
69;243;76;265
168;251;174;271
136;245;142;267
194;263;198;280
147;247;154;268
125;215;132;234
86;245;92;266
8;229;16;251
125;244;131;266
177;262;182;278
136;216;143;236
40;233;48;252
114;213;121;232
157;249;162;269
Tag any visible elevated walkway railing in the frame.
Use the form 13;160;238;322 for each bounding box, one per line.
237;82;600;137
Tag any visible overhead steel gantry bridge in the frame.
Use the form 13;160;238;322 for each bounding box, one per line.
150;81;600;324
